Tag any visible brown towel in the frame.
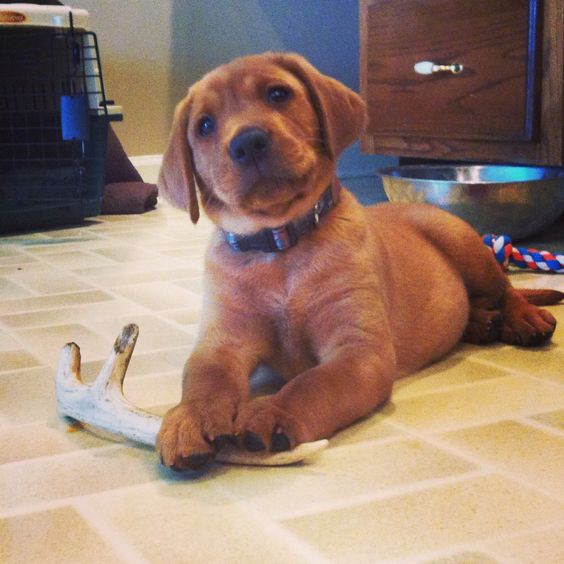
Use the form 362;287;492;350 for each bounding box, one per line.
101;182;158;215
102;126;158;214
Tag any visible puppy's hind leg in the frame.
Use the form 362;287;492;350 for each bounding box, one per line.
498;288;560;346
462;297;503;345
436;230;559;346
406;206;561;347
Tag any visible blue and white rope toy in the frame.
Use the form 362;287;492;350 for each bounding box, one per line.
483;234;564;273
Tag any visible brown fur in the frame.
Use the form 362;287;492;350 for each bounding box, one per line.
156;53;563;470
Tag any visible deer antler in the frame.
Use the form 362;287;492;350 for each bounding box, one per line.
55;324;328;466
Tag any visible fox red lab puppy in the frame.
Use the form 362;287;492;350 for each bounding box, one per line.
157;52;562;470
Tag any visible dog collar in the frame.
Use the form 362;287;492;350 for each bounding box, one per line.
223;183;339;253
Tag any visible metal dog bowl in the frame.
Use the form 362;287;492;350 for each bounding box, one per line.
379;165;564;240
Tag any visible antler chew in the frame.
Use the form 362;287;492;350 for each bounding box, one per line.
55;324;328;466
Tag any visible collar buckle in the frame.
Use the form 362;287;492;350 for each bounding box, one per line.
313;201;323;227
269;224;298;252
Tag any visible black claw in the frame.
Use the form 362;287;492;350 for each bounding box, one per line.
211;434;236;451
531;332;552;346
182;452;213;469
244;431;266;452
271;432;291;452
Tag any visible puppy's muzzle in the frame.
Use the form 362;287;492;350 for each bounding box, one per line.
229;127;271;166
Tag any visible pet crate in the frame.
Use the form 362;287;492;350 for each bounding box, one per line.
0;5;121;231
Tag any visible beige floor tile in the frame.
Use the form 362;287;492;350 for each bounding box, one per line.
385;375;564;432
424;552;499;564
471;345;564;384
0;253;30;264
78;346;192;383
91;228;174;245
172;275;206;294
123;372;183;410
0;232;58;245
328;411;401;447
1;260;55;278
0;349;42;372
531;408;564;431
16;324;111;367
112;281;200;311
486;524;564;564
73;259;194;282
218;438;474;519
0;446;159;512
0;290;113;315
394;355;509;399
0;420;109;464
0;246;21;257
74;266;193;288
0;367;58;423
90;315;197;353
9;270;94;295
93;215;155;227
21;238;102;254
30;226;101;241
281;474;564;562
22;239;112;255
0;506;120;564
32;249;115;269
0;254;39;275
86;482;322;564
128;266;204;283
0;277;34;300
0;299;146;330
160;305;203;326
0;329;20;351
114;346;192;379
438;420;564;498
90;245;164;263
161;246;208;261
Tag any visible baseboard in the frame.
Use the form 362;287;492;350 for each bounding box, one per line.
130;154;162;183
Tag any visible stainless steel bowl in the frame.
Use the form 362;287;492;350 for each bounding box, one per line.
378;165;564;240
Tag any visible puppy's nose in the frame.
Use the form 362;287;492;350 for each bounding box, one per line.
229;128;270;165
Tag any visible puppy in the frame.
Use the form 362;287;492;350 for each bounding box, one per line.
157;52;563;470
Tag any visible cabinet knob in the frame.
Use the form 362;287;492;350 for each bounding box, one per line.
414;61;464;75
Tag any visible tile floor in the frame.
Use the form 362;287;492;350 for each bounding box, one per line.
1;178;564;563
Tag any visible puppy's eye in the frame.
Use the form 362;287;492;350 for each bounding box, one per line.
267;86;292;104
198;116;215;137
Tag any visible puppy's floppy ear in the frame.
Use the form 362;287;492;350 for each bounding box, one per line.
158;96;200;223
274;52;368;160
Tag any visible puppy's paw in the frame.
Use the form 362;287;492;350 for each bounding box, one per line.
501;303;557;347
463;308;502;344
156;400;236;470
235;397;311;453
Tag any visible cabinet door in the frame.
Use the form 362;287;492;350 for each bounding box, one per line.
362;0;537;142
360;0;564;165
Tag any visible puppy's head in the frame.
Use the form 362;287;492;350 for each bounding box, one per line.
159;52;367;233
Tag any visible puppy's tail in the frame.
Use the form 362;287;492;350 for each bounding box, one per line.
518;288;564;306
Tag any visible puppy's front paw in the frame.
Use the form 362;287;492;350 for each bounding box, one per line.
235;397;311;453
156;400;236;470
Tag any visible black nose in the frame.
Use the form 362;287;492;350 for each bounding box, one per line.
229;128;270;165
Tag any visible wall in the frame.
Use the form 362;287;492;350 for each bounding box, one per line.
73;0;395;201
71;0;174;156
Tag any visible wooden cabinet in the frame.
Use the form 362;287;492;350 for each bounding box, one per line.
360;0;564;166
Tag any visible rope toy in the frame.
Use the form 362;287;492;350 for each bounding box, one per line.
483;234;564;273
